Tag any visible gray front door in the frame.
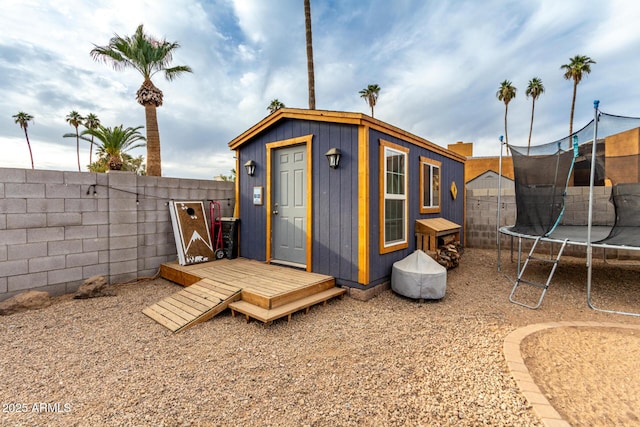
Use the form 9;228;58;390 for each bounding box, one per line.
272;144;307;266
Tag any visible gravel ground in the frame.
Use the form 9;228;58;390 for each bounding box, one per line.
1;248;640;426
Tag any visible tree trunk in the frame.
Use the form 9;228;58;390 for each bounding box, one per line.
569;80;577;148
504;103;509;144
137;78;163;176
109;155;123;171
24;129;34;170
504;103;510;155
89;137;94;166
76;132;81;172
144;103;161;176
528;99;536;155
304;0;316;110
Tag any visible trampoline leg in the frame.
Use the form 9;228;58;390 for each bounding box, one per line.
587;261;640;317
517;237;522;275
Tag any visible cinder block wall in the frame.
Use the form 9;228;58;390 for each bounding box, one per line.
559;187;615;226
465;187;516;249
466;186;638;259
0;168;234;301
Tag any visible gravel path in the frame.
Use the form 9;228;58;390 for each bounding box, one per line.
1;248;639;426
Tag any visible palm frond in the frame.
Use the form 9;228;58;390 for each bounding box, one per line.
163;65;194;81
63;132;93;143
13;112;34;129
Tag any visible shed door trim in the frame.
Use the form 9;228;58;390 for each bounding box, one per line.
266;135;313;271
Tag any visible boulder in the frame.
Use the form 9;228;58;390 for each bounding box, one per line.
74;275;116;299
0;290;51;315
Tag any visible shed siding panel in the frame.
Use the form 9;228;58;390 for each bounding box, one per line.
239;119;359;283
311;121;359;284
340;125;358;282
236;117;463;287
329;125;342;278
367;129;464;284
238;135;269;261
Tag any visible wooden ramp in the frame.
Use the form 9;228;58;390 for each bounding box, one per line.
143;279;241;333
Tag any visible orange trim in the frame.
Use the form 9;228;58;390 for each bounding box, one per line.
357;125;370;285
379;139;410;254
266;150;272;262
234;150;240;217
462;180;466;247
419;156;442;214
234;150;240;255
265;135;314;271
228;108;466;163
306;139;313;271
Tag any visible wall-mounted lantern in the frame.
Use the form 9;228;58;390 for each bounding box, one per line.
325;148;341;169
244;160;256;176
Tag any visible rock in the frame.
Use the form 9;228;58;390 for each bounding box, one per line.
0;290;51;315
74;275;116;299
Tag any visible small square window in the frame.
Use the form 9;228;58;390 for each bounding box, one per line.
420;157;441;214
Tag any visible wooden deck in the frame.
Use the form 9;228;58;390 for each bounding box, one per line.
145;258;345;331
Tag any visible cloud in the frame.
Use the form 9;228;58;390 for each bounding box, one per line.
2;0;640;177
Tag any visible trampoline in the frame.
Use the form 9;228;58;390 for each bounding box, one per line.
498;101;640;316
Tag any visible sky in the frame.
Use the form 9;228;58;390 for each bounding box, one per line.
2;0;640;179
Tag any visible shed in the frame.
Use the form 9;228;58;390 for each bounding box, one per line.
467;170;514;190
228;108;465;293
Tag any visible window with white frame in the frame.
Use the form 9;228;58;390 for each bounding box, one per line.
380;140;409;253
420;156;441;214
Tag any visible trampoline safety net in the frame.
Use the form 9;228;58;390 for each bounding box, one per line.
508;111;640;246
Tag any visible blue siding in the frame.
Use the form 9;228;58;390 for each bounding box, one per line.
238;135;269;261
367;128;465;285
313;121;359;284
238;119;360;283
236;116;464;288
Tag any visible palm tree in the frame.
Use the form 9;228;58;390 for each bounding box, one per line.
82;125;146;171
267;99;286;114
83;113;101;165
123;154;146;175
304;0;315;109
359;84;381;118
89;153;146;175
66;111;84;171
12;112;35;169
561;55;596;146
217;169;236;182
90;24;192;176
525;77;545;154
496;80;517;146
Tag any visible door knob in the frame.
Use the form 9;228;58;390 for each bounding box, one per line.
273;202;279;215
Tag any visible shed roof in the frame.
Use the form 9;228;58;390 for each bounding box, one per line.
228;108;466;163
467;170;514;185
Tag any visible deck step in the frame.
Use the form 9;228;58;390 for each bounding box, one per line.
229;287;346;324
143;279;242;333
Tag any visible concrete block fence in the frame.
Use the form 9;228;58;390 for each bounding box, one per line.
2;166;634;301
466;186;639;260
0;168;234;301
